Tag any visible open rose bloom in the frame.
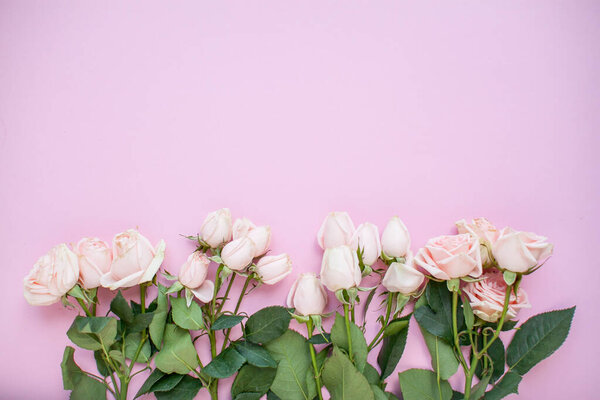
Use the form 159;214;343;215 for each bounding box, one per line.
414;234;482;280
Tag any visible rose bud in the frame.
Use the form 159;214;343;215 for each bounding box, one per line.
320;245;362;292
414;234;482;280
232;218;271;257
200;208;233;248
179;252;214;303
221;236;256;271
255;253;292;285
382;261;425;295
456;217;499;265
287;273;327;316
351;223;381;266
100;229;166;290
492;227;553;273
232;218;256;239
381;217;411;258
24;244;80;306
462;269;530;322
317;212;355;249
74;238;112;289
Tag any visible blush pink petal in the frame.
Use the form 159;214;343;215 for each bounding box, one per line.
191;280;214;303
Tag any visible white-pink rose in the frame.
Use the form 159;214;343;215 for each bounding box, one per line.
320;245;362;292
287;273;327;316
100;230;166;290
381;217;411;258
200;208;233;248
256;253;292;285
221;236;256;271
74;238;112;289
317;212;355;249
351;223;381;266
414;234;482;280
179;252;214;303
232;218;255;239
492;227;553;273
462;269;530;322
382;260;425;295
24;244;79;306
232;218;271;257
456;217;499;265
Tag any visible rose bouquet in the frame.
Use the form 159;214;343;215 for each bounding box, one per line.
23;210;574;400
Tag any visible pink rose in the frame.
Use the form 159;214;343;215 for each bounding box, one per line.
492;227;553;273
381;217;411;258
456;217;499;265
287;273;327;316
414;234;482;280
100;230;166;290
24;244;79;306
462;269;530;322
200;208;233;248
74;238;112;289
351;223;381;266
221;236;256;271
320;245;362;292
232;218;255;239
232;218;271;257
317;212;355;249
255;253;292;285
382;260;425;295
179;252;214;303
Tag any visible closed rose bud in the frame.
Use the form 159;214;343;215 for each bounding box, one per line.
179;252;214;303
24;244;80;306
101;230;166;290
75;238;112;289
414;234;482;280
492;227;553;273
287;273;327;316
256;253;292;285
381;217;411;258
232;218;256;239
382;261;425;295
247;226;271;257
351;223;381;266
317;212;355;249
320;245;362;292
221;236;256;271
200;208;233;248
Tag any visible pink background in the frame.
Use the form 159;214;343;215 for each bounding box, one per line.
1;1;598;399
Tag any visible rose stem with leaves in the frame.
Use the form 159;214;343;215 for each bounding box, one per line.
221;274;253;351
343;303;354;362
367;293;393;351
306;318;324;400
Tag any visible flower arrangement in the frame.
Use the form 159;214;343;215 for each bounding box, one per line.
23;210;574;400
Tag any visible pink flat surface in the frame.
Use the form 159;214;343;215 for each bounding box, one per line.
1;1;598;399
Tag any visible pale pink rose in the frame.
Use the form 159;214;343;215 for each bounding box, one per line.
414;234;482;280
351;223;381;266
456;217;499;265
462;269;530;322
287;273;327;316
381;217;411;258
232;218;256;239
100;230;166;290
382;260;425;295
200;208;233;248
317;212;355;249
179;252;214;303
256;253;292;285
320;245;362;292
74;238;112;289
221;236;256;271
232;217;271;257
492;227;553;273
24;244;79;306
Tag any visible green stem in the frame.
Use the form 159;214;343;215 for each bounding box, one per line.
343;304;354;363
464;358;479;400
452;291;468;371
367;293;393;351
118;377;129;400
211;265;224;320
76;298;93;317
221;275;252;351
350;306;356;323
216;273;236;315
476;284;512;357
307;319;324;400
140;284;147;313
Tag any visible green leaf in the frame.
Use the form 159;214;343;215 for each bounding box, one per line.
135;369;166;398
308;332;331;345
383;320;409;337
150;374;186;392
362;363;381;385
463;300;475;331
265;329;316;400
149;284;169;347
321;346;375;400
398;369;452;400
469;373;490;400
414;305;453;342
61;346;107;400
246;306;292;344
212;314;245;330
377;315;410;379
154;375;203;400
93;350;110;377
330;313;368;372
267;390;282;400
202;347;246;378
67;316;118;351
231;364;277;399
125;332;151;363
474;336;504;383
235;341;277;368
425;281;463;338
484;371;522;400
171;297;205;330
419;326;459;380
506;307;575;375
371;385;388;400
110;291;134;323
155;324;199;374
